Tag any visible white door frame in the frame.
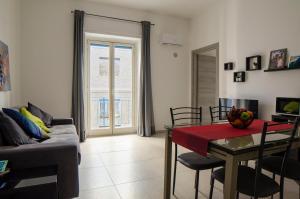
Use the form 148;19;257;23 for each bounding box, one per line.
191;43;219;108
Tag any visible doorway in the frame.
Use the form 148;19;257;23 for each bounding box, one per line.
86;37;138;136
191;43;219;124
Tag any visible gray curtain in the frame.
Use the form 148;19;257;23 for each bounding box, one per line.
72;10;86;142
137;21;155;137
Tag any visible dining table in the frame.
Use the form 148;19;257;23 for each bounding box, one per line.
163;120;300;199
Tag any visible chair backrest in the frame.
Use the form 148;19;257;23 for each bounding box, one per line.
170;107;202;126
209;106;232;124
254;117;300;197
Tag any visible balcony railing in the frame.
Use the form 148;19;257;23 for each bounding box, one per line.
90;91;132;129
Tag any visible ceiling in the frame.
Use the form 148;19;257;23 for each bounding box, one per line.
85;0;218;19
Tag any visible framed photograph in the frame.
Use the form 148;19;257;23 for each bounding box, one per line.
233;71;245;82
246;55;261;71
0;41;11;91
268;48;287;70
224;62;234;70
288;56;300;69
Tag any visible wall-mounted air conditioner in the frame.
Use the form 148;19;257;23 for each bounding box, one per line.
160;33;182;46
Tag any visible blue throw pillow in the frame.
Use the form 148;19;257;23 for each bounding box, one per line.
2;108;48;140
0;111;37;145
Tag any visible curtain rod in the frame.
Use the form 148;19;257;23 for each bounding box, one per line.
71;11;155;26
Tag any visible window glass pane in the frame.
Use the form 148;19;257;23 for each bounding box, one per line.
113;45;133;128
89;44;110;129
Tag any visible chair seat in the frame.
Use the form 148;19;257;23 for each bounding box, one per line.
213;166;280;198
177;152;225;170
262;156;300;181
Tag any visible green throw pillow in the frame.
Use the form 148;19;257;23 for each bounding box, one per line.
20;107;51;133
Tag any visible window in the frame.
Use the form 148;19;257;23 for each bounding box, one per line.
87;37;138;136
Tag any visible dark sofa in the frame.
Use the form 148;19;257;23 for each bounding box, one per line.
0;118;80;199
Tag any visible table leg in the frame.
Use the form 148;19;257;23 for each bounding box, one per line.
164;130;172;199
224;155;239;199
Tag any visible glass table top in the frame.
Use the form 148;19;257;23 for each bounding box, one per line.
165;123;300;154
210;130;298;153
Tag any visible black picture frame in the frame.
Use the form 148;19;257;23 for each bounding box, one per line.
268;48;288;70
234;71;245;82
246;55;261;71
288;55;300;69
224;62;234;70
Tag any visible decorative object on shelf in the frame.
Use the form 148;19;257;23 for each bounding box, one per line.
246;55;261;71
224;62;234;70
268;48;288;70
0;40;11;91
0;160;9;190
227;106;254;129
288;55;300;69
0;160;8;173
233;71;245;82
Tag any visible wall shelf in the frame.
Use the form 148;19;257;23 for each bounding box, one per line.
234;71;246;82
246;55;261;71
224;62;234;70
264;67;300;72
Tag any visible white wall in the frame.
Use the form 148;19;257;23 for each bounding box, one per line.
0;0;21;107
21;0;299;131
189;0;300;120
20;0;190;131
234;0;300;119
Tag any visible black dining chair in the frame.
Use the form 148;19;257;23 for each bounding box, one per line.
209;106;232;124
209;117;300;199
170;107;225;199
262;117;300;199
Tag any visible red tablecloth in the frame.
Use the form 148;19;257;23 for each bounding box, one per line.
172;120;292;156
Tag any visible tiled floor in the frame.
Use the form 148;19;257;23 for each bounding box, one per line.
78;133;299;199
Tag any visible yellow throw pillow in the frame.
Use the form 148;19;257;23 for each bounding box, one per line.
20;107;51;133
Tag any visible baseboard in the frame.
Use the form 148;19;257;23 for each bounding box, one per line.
155;130;167;134
86;130;166;138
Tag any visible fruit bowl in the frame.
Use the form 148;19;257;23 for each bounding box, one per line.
227;106;254;129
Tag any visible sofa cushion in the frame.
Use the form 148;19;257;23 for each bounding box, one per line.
43;133;78;144
47;124;79;151
2;108;49;140
0;112;37;146
47;124;81;162
28;102;53;127
20;107;51;133
49;125;77;136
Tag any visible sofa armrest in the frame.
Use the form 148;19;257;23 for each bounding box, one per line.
51;118;74;125
0;143;79;198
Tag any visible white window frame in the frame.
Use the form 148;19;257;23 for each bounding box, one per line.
85;33;140;136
